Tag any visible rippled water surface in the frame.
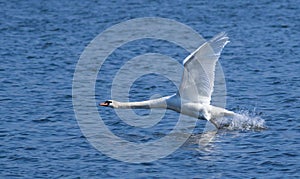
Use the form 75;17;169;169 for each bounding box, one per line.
1;0;299;178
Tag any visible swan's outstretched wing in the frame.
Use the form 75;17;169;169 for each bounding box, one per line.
178;32;229;104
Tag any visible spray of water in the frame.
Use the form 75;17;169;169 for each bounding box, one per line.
216;110;266;131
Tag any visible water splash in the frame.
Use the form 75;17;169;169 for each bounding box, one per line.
216;110;266;131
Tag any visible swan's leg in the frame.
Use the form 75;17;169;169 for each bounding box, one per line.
202;109;219;129
209;119;220;129
209;118;220;129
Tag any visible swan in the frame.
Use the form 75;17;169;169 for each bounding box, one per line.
100;32;238;128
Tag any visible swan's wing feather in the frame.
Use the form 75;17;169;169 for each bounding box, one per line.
179;32;229;104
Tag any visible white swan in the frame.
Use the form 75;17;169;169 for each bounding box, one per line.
100;32;238;128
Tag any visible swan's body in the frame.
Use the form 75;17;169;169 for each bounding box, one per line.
100;32;238;128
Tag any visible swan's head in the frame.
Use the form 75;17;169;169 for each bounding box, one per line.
99;100;114;108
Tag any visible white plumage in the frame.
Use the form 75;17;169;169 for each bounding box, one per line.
100;32;239;128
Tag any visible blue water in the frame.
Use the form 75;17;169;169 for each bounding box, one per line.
1;0;299;178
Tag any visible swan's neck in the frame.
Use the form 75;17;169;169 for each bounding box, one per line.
113;96;170;109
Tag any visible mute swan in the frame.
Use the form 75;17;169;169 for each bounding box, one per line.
100;32;238;128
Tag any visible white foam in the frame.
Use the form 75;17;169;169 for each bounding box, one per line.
216;110;266;131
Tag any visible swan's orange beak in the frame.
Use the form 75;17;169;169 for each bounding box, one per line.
99;102;108;106
100;100;112;107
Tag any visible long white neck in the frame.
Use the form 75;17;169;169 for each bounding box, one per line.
112;96;171;109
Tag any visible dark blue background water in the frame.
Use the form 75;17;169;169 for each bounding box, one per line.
1;0;299;178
